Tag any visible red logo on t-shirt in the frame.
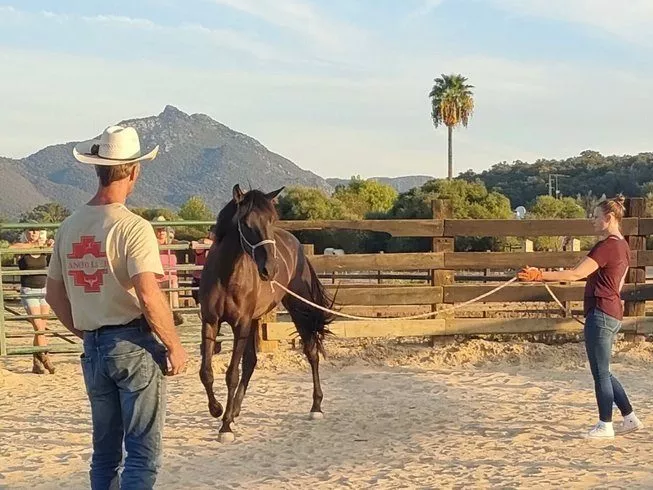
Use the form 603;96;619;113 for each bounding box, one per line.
67;236;109;293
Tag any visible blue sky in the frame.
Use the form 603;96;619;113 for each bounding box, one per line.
1;0;653;179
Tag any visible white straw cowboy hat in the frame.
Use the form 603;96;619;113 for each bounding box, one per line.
73;125;159;166
153;216;173;232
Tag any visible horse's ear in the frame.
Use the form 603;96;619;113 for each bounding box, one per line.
265;187;285;201
233;184;244;203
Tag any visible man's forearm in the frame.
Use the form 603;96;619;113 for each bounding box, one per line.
49;297;84;339
141;290;183;351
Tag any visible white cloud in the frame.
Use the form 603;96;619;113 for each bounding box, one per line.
207;0;367;54
488;0;653;46
0;6;294;63
404;0;445;22
83;14;158;29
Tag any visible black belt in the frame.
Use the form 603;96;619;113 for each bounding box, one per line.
94;316;148;334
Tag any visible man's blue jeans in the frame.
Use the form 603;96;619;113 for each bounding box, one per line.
584;308;633;423
81;321;167;490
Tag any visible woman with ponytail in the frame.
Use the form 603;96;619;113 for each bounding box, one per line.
518;196;642;439
9;222;55;374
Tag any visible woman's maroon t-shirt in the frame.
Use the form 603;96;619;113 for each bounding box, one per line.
584;236;630;320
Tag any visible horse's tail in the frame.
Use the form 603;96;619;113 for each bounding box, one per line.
286;259;336;358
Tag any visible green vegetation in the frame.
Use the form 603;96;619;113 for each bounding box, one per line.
459;150;653;208
20;202;70;223
5;153;651;254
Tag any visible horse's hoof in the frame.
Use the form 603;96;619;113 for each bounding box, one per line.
309;411;324;420
218;432;235;443
209;402;224;418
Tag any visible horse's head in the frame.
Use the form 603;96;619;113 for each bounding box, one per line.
231;184;284;281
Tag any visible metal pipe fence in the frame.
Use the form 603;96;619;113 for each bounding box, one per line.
0;219;216;356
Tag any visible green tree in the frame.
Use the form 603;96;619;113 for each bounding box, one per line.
278;187;349;220
333;176;398;218
459;151;653;208
179;196;214;222
382;179;512;251
20;202;70;223
529;195;587;251
277;187;368;253
390;179;512;220
530;195;586;219
429;74;474;180
178;196;215;239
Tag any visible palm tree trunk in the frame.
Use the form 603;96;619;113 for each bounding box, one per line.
447;125;453;180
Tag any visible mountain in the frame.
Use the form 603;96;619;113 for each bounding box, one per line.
326;175;433;194
0;157;50;217
1;105;331;218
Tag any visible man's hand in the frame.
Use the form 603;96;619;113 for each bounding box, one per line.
517;266;543;282
166;345;188;376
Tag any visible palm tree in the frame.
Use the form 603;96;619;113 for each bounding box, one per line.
429;74;474;179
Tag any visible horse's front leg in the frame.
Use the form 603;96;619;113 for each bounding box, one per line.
232;320;258;419
199;319;223;418
304;335;324;419
219;321;251;443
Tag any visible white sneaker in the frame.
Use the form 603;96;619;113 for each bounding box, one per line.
616;415;644;435
586;422;615;439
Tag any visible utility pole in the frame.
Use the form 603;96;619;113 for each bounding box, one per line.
548;173;567;199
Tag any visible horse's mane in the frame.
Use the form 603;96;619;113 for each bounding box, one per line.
213;189;279;243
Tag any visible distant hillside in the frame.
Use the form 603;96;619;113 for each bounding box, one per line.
327;175;433;194
0;157;50;217
1;105;331;217
459;150;653;206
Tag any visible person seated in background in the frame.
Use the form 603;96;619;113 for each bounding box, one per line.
9;222;56;374
153;216;184;326
190;225;216;306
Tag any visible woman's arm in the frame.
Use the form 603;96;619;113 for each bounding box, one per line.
7;242;32;249
542;257;600;282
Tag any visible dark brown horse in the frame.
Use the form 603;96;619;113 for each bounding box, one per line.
199;184;334;442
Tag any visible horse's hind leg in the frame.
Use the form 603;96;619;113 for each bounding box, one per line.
303;334;324;419
214;323;223;354
219;323;250;442
199;320;223;419
233;322;258;419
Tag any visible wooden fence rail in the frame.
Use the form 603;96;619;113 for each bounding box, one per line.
309;250;651;273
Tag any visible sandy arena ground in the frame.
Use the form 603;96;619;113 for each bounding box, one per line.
1;337;653;489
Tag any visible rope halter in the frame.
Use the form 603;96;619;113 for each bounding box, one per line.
237;218;277;262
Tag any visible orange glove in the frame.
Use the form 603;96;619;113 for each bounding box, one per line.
517;266;543;282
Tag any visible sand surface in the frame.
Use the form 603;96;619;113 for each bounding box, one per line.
2;338;653;489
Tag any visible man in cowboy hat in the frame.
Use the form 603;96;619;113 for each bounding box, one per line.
46;125;188;489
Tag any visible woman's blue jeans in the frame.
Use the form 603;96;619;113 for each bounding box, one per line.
584;308;633;423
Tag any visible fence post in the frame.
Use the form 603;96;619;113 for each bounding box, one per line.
624;197;646;341
256;312;279;353
430;199;454;346
0;250;6;356
561;238;580;318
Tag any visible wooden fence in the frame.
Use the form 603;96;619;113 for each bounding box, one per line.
261;198;653;347
2;200;653;356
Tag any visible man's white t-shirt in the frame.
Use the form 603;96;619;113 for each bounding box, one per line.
47;203;163;331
